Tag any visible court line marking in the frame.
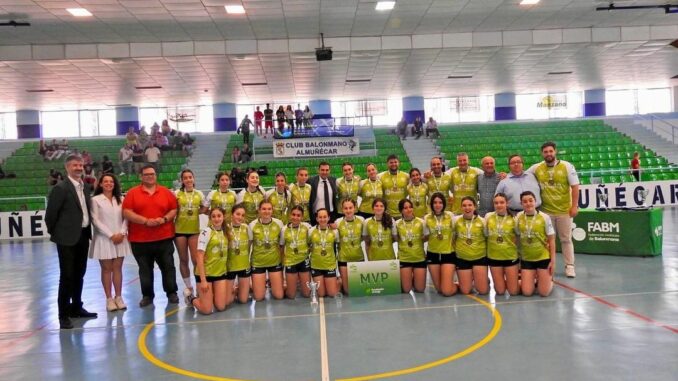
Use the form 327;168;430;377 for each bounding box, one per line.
555;281;678;334
335;295;502;381
319;298;330;381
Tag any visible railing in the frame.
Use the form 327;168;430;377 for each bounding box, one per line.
578;165;678;184
635;114;678;144
0;196;48;211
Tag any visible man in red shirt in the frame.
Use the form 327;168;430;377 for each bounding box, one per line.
122;164;179;307
254;106;264;136
630;152;641;181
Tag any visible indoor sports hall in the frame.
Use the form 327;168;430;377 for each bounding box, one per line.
0;1;677;380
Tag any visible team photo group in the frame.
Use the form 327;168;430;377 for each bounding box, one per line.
46;139;579;328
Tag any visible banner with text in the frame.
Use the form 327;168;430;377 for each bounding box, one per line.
578;180;678;209
0;211;50;240
347;260;401;297
274;137;360;158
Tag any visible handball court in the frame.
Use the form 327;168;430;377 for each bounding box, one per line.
0;208;676;381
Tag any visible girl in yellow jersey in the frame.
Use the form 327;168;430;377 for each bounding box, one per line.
265;172;291;224
395;199;427;293
406;168;428;218
308;209;340;297
516;191;556;297
174;169;207;299
454;196;489;295
362;198;396;261
357;163;383;218
188;207;229;315
249;201;285;301
335;199;365;295
289;167;312;223
204;172;237;224
280;206;312;299
236;170;266;224
335;162;360;215
225;204;252;304
484;193;519;296
423;193;457;296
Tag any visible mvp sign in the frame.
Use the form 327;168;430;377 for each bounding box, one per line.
347;260;401;297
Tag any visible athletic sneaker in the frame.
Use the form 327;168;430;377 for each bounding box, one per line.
565;264;576;278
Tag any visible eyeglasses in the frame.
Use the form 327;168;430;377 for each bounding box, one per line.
142;173;156;177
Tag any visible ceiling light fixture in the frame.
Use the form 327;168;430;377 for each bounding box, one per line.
66;8;93;17
26;89;54;93
375;1;396;11
520;0;540;5
225;5;246;14
548;71;573;75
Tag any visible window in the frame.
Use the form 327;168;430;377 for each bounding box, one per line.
79;111;99;137
98;110;116;136
424;96;494;123
638;88;671;114
42;111;79;138
139;108;167;130
605;90;636;116
0;113;17;140
197;105;214;132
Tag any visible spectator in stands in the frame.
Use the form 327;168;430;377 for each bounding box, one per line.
303;105;313;128
477;156;502;217
126;127;138;146
122;165;179;307
89;173;131;312
56;139;70;160
45;154;98;329
45;139;59;161
240;143;252;163
83;163;97;188
412;116;423;139
48;168;63;188
118;144;134;175
527;141;579;278
396;117;408;140
138;126;149;148
425;117;439;138
254;106;264;136
295;104;304;130
182;133;194;156
172;131;183;151
81;150;93;166
0;160;5;179
132;144;145;174
276;106;285;132
285;105;295;132
231;146;241;163
161;119;176;136
630;152;641;181
101;155;114;175
145;142;162;172
495;154;541;215
150;122;160;137
39;139;47;158
264;103;274;138
238;115;253;145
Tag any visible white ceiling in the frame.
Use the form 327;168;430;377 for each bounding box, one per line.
0;0;677;111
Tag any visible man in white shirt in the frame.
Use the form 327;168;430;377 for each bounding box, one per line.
144;142;162;172
118;144;133;175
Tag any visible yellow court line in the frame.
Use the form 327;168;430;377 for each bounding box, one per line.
137;295;502;381
336;294;503;381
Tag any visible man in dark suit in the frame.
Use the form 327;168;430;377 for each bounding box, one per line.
45;154;97;330
308;161;338;225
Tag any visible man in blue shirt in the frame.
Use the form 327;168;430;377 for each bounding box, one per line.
495;154;541;215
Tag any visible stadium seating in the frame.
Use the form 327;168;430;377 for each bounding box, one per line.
434;119;678;185
0;139;187;211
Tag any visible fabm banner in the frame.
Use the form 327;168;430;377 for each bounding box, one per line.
347;260;401;297
578;180;678;209
274;137;360;158
0;211;50;240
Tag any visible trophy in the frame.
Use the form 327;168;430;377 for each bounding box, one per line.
640;189;649;208
597;193;608;210
307;279;319;311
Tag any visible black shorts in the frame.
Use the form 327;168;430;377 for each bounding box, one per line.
175;232;197;238
400;260;427;269
456;257;488;270
285;260;310;274
426;251;457;265
225;269;251;280
194;274;228;283
251;264;283;274
337;260;364;268
311;268;337;277
521;259;551;270
487;258;520;267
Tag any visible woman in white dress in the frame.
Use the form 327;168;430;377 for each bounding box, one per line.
89;174;132;312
